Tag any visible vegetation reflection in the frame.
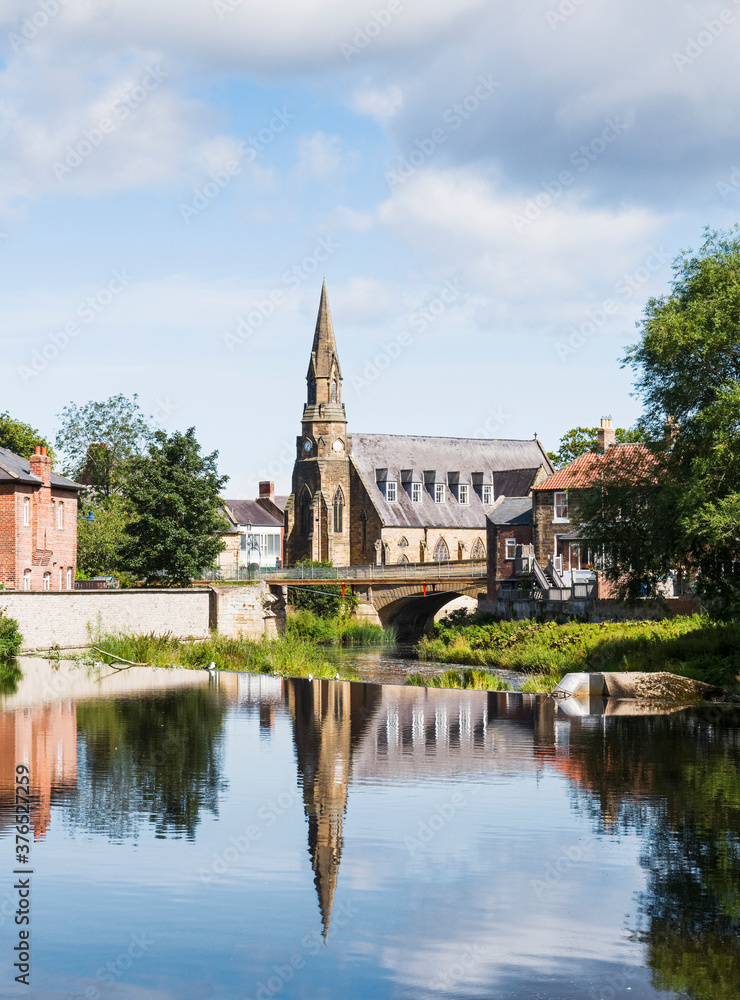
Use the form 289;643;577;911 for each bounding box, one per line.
73;687;228;840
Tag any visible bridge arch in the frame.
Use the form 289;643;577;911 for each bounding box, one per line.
370;581;482;640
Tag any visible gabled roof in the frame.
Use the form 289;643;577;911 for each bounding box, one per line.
223;499;283;528
350;433;552;529
486;497;532;526
494;468;540;498
533;444;656;491
0;446;83;491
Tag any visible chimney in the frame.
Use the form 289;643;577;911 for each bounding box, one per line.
29;445;52;487
597;417;615;453
259;481;275;501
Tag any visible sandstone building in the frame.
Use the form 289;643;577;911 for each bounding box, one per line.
284;284;553;566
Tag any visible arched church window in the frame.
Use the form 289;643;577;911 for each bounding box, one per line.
331;379;337;402
471;537;486;560
300;488;312;535
398;554;409;564
433;537;450;563
333;488;344;534
398;536;408;548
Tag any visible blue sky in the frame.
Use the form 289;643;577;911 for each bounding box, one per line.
1;0;738;495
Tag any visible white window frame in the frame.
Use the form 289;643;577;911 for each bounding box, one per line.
43;572;51;591
482;485;493;506
59;568;63;590
66;568;72;590
553;491;569;522
23;569;31;591
458;484;469;505
434;483;445;504
57;501;64;530
411;482;422;503
386;481;397;503
23;496;30;527
505;538;517;560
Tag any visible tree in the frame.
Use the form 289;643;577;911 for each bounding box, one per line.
0;412;54;460
547;423;649;468
76;494;132;580
55;394;155;498
288;560;358;617
119;428;228;586
578;227;740;614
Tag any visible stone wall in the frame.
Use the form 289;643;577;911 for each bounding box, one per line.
1;583;286;650
479;595;699;623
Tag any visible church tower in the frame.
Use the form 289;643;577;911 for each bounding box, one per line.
285;283;351;565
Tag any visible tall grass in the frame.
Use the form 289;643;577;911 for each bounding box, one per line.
416;612;740;690
405;669;513;691
286;609;394;646
90;629;360;680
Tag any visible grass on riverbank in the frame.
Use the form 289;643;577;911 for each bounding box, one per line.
416;613;740;691
89;630;361;680
286;609;393;646
405;669;514;691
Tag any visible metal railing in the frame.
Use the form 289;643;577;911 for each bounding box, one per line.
247;559;487;584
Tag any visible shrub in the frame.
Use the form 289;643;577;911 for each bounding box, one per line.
0;609;23;660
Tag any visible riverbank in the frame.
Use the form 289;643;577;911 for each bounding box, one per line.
415;613;740;691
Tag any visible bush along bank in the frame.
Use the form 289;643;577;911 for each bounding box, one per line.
415;611;740;693
286;608;393;646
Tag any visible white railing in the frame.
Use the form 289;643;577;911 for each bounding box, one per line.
249;559;487;583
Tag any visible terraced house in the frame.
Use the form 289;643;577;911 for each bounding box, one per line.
284;284;554;567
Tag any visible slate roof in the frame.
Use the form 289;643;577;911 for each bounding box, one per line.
271;495;289;513
350;434;552;529
533;444;656;491
0;446;83;490
486;497;533;526
223;499;282;528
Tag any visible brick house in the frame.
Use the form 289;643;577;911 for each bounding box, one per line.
0;445;84;591
485;497;534;597
284;283;554;566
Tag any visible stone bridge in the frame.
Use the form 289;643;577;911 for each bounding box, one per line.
261;561;487;639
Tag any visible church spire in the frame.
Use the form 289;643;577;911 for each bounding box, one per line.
308;281;342;380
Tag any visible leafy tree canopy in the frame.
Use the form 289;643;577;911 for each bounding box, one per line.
56;393;155;498
76;494;133;582
119;427;228;586
289;560;358;617
577;227;740;614
0;412;54;461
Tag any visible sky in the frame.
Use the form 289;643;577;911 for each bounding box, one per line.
1;0;738;496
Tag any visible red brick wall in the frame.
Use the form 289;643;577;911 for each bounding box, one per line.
486;521;533;599
0;481;78;591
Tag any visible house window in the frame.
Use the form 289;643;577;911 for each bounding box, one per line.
333;488;344;533
482;485;493;506
459;485;469;505
554;492;569;521
434;484;445;504
43;572;51;591
57;502;64;529
23;497;30;527
66;568;72;590
23;569;31;591
505;538;517;560
411;482;422;503
386;481;397;503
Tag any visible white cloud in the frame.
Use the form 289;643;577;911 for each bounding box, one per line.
350;84;403;122
294;131;345;182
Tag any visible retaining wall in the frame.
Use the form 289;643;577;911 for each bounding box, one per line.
0;583;286;650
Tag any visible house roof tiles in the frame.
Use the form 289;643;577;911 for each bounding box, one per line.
0;446;83;490
224;499;283;528
532;444;656;491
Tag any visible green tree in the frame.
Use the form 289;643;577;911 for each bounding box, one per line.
55;393;154;498
578;227;740;614
76;494;132;580
0;412;54;460
288;560;358;617
547;423;649;467
119;428;228;585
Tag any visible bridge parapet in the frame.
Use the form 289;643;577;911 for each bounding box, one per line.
254;559;486;585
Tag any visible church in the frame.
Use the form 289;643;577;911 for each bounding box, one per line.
284;284;554;567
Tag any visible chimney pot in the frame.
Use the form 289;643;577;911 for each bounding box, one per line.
34;446;41;455
597;416;616;453
259;481;275;499
41;447;47;456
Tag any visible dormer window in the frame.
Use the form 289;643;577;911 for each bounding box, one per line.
411;483;422;503
435;484;445;504
386;482;397;502
482;485;492;506
459;485;469;505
